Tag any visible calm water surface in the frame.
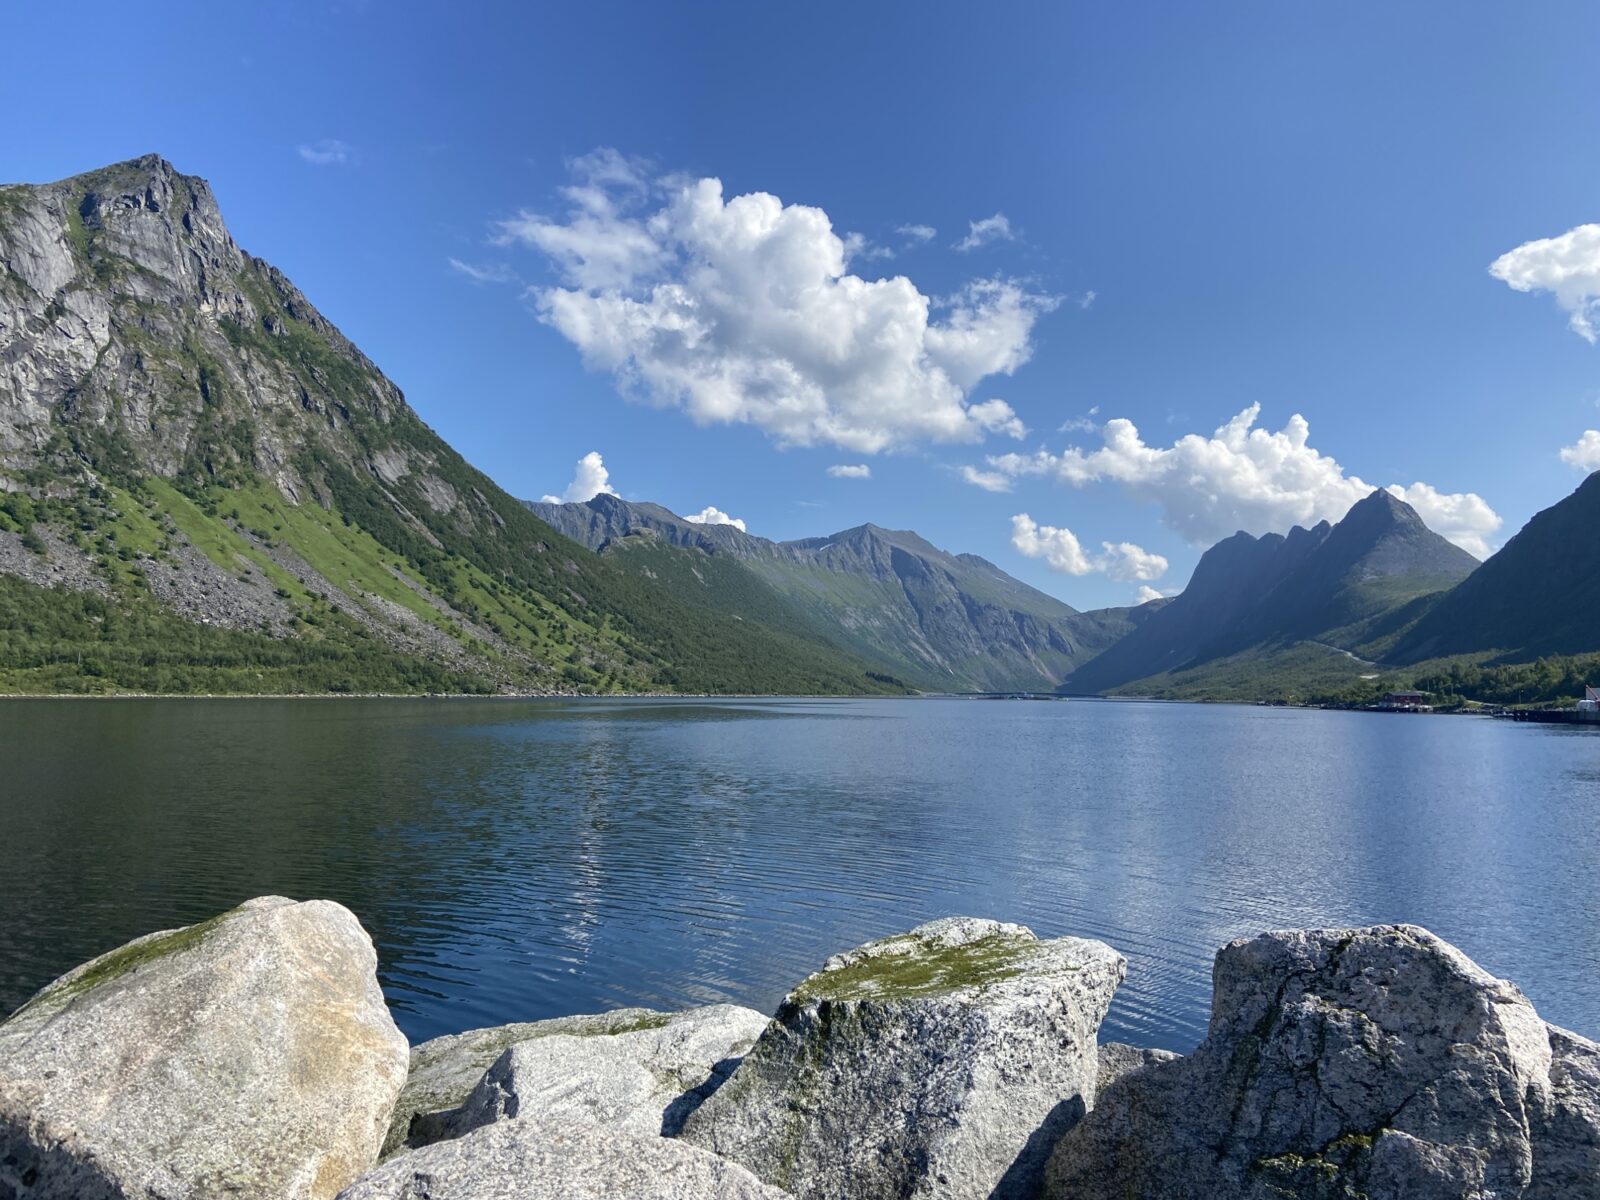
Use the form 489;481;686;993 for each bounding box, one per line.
1;696;1596;1050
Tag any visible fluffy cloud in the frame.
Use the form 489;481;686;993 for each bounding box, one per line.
1009;514;1168;583
1135;585;1179;604
296;139;355;166
1560;429;1600;471
1098;540;1170;582
683;505;747;531
502;155;1054;454
1489;224;1600;341
973;406;1501;558
827;464;871;479
955;213;1015;252
959;465;1013;492
448;258;517;285
897;223;937;243
540;450;616;504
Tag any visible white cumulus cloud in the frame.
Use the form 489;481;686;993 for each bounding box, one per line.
972;406;1501;558
1489;224;1600;342
827;464;871;479
1098;541;1170;582
1135;585;1167;604
683;505;747;531
297;139;355;166
955;213;1015;252
501;155;1054;454
1560;429;1600;471
540;450;616;504
897;223;937;244
1010;514;1168;583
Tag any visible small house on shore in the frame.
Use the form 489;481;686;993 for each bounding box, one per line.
1379;689;1431;712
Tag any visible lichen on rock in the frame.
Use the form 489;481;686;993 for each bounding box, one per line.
678;916;1124;1200
0;895;409;1200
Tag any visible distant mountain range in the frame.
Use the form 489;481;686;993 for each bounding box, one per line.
1063;489;1481;696
528;494;1160;692
0;154;1596;699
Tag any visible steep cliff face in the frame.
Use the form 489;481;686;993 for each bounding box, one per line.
0;156;408;491
0;157;900;696
532;495;1160;692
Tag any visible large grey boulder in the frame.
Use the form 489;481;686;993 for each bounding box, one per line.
386;1008;674;1156
339;1117;791;1200
1044;923;1600;1200
0;896;408;1200
445;1003;768;1140
678;916;1125;1200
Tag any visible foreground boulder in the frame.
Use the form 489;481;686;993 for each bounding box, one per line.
340;1117;791;1199
1044;923;1600;1200
0;896;408;1200
443;1003;768;1141
678;917;1124;1200
383;1007;720;1155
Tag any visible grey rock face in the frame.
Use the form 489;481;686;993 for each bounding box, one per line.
447;1003;769;1140
678;917;1125;1200
0;896;409;1200
386;1005;767;1155
386;1007;665;1156
339;1117;792;1200
0;156;406;483
1044;923;1600;1200
1093;1041;1179;1095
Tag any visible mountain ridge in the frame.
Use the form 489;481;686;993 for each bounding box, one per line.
1063;488;1480;696
528;494;1162;692
1389;470;1600;665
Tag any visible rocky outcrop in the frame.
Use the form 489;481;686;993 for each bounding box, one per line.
1043;923;1600;1200
386;1004;768;1154
0;896;408;1200
678;917;1125;1200
4;903;1596;1200
386;1007;668;1156
340;1117;791;1200
445;1003;768;1140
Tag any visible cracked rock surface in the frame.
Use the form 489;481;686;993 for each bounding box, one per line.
341;1117;792;1200
1043;923;1600;1200
678;916;1124;1200
386;1004;768;1155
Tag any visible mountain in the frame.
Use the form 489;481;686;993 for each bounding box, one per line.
530;494;1162;691
1064;489;1480;696
0;155;904;695
1389;471;1600;664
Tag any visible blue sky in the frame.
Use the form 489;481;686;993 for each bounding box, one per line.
6;1;1600;608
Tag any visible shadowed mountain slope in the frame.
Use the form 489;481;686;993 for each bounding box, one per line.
530;494;1163;692
1063;489;1479;695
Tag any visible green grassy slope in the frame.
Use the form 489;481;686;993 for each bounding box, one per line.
0;157;905;696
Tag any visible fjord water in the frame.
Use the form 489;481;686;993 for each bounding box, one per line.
1;697;1596;1049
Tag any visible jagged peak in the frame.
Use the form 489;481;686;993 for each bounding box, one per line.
1341;486;1422;528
